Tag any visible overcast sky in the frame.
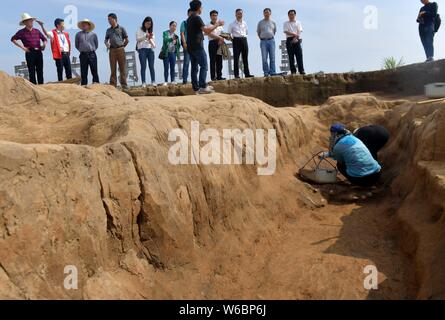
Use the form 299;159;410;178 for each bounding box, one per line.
2;0;443;84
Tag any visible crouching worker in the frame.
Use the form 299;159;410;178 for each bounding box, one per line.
321;123;382;187
353;125;389;162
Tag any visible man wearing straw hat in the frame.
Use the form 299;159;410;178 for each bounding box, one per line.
11;13;47;85
75;19;100;86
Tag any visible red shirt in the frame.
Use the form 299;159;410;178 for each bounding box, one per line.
11;27;47;49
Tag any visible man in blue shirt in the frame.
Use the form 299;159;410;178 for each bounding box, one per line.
180;9;192;84
417;0;438;62
322;123;382;187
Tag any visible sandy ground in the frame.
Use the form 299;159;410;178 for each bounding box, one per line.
0;72;444;299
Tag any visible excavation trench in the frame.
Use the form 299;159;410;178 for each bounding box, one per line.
0;70;444;299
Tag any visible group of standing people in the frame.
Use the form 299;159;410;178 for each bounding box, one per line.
11;12;128;88
10;1;306;92
149;1;306;92
9;0;444;90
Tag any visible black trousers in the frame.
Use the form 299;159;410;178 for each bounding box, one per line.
232;37;251;78
354;125;390;161
25;49;44;85
286;38;305;75
79;52;99;86
208;40;223;80
55;53;73;82
337;162;381;187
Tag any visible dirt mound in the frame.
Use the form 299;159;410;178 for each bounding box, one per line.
0;71;444;299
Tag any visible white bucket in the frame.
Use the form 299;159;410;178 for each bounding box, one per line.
299;154;339;184
313;168;338;184
425;83;445;99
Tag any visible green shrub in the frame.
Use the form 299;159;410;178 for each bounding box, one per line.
382;57;405;70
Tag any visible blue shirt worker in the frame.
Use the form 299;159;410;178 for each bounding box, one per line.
322;123;382;187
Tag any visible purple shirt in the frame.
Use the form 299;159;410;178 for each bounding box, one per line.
11;27;47;49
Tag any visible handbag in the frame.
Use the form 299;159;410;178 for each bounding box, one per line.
158;50;166;60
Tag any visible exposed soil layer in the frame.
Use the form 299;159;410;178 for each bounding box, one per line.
125;59;445;107
0;70;444;299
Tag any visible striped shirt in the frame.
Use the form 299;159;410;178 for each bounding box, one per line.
11;27;46;49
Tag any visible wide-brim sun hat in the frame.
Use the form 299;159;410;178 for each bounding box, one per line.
19;13;36;26
77;19;95;32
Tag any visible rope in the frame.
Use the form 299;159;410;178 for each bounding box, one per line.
300;151;337;171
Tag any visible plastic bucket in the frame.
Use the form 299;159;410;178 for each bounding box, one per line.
299;168;338;184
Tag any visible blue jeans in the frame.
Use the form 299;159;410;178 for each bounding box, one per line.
182;50;190;84
189;48;208;92
260;39;276;76
419;23;435;59
163;52;176;83
138;48;155;84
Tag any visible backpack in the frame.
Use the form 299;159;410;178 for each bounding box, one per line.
435;13;441;32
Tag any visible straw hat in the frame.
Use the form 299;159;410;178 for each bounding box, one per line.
77;19;95;32
19;13;36;26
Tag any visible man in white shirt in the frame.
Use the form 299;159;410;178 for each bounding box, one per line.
37;18;73;81
283;9;306;75
228;9;253;79
207;10;226;81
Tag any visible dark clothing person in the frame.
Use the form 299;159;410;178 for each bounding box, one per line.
55;52;72;81
208;39;223;80
286;38;305;75
337;162;381;188
190;48;208;92
418;2;439;25
232;37;251;78
417;2;438;60
11;27;47;84
79;52;99;86
25;49;44;85
187;13;209;92
187;14;205;52
354;125;390;161
420;25;435;60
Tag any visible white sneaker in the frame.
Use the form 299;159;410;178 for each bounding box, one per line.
208;85;214;90
197;87;215;95
152;83;157;87
142;83;147;88
163;83;168;86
